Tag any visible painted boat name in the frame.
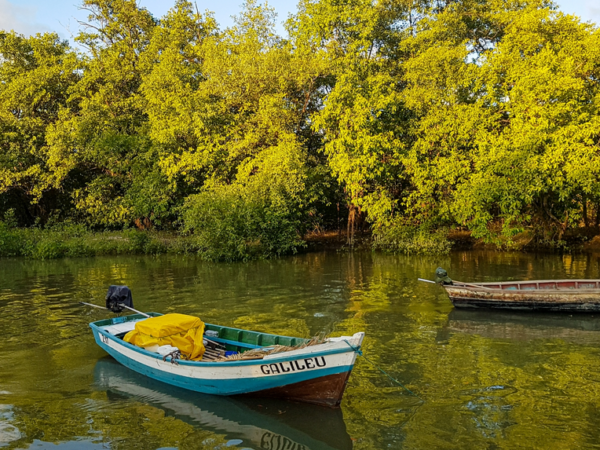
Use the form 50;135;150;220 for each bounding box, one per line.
260;356;326;375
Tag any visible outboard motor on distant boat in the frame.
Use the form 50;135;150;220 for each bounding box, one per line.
435;268;453;285
105;285;134;313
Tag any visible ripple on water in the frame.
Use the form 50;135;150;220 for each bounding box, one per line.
1;252;600;449
0;405;21;446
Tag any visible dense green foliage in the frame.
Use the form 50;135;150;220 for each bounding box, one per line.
0;0;599;258
0;219;200;259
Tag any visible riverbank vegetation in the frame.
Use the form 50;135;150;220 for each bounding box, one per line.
1;0;599;259
0;220;200;259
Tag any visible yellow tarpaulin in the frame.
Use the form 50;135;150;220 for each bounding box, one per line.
124;313;206;360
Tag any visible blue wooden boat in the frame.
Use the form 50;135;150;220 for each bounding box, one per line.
89;313;365;407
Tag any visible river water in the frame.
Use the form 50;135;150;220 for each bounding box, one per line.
1;251;600;449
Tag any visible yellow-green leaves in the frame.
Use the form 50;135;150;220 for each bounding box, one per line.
451;6;600;242
0;31;81;218
398;1;600;243
1;0;599;254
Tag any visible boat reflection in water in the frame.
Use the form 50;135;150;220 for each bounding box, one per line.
443;309;600;344
94;358;353;450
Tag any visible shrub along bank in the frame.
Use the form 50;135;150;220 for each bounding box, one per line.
5;221;600;260
0;222;200;260
0;220;455;260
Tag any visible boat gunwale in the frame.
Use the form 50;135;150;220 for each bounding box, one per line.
89;317;360;368
445;279;600;293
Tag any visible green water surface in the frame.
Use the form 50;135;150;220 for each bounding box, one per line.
1;251;600;450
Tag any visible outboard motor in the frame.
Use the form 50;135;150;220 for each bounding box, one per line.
105;285;134;313
435;268;453;285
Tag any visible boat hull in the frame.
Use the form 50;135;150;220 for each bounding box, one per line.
445;284;600;312
240;370;353;407
90;318;363;407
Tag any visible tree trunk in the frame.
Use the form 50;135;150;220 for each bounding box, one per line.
347;205;356;246
337;202;341;241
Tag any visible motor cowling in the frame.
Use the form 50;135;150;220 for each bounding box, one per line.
105;285;134;313
435;268;453;285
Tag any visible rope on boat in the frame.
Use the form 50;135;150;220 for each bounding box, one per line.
343;340;423;401
213;335;327;361
162;350;182;365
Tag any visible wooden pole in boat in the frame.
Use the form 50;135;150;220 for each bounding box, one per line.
204;338;225;349
118;304;151;318
418;278;493;290
80;301;151;318
80;301;108;310
204;349;223;357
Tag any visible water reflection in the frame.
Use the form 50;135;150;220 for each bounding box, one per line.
3;251;600;449
94;358;352;450
0;405;20;447
445;309;600;344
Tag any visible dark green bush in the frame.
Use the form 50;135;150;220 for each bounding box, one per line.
0;226;197;260
31;239;68;260
124;229;151;252
182;187;306;262
0;221;26;256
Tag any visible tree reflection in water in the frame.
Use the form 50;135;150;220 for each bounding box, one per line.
1;251;600;448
